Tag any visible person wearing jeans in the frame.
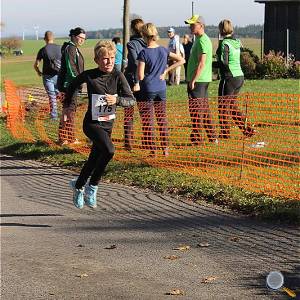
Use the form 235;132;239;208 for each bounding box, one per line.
137;23;185;157
42;74;59;119
34;31;61;120
137;93;168;154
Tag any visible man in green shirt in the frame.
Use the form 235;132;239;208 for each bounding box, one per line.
185;15;217;145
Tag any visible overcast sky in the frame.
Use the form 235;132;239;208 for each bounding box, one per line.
1;0;265;37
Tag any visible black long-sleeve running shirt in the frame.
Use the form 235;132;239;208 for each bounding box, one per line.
64;68;136;122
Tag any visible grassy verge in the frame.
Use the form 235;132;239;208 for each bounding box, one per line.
1;117;299;224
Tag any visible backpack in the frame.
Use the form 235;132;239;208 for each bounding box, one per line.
45;45;61;72
49;58;61;72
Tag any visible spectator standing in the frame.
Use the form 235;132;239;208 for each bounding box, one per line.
123;18;147;151
57;27;86;145
184;15;218;145
167;27;181;85
214;19;255;139
34;31;61;120
137;23;185;157
112;37;123;72
182;34;193;82
63;40;136;209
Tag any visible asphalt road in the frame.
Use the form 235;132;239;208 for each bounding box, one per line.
1;155;299;300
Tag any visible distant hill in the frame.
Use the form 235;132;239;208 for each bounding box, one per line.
87;24;264;39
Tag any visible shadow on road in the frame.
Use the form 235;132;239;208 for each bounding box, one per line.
1;213;63;217
1;223;51;228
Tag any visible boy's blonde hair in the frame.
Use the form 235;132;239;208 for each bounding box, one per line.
141;23;159;42
219;19;234;36
94;40;116;60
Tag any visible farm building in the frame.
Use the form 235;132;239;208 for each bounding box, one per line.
255;0;300;60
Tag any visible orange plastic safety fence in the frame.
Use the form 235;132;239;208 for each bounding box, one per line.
3;80;34;142
3;80;300;200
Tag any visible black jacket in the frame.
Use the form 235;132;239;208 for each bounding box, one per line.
57;41;84;92
124;35;147;87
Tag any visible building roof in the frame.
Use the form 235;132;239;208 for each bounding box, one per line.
255;0;300;3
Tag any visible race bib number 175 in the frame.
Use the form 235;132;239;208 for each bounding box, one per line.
91;94;116;122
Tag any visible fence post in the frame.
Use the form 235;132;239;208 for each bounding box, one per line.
238;93;249;182
260;30;263;60
286;28;289;65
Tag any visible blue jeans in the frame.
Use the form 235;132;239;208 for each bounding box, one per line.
137;99;168;151
42;75;58;119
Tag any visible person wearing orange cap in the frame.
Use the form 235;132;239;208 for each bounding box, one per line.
184;15;218;145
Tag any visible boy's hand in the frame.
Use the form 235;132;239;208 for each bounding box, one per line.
105;94;117;105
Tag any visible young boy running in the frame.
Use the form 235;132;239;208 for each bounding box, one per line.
62;40;136;209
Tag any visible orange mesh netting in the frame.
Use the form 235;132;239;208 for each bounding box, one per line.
4;80;34;142
3;80;300;199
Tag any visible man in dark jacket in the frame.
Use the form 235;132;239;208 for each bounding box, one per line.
57;28;85;92
123;18;147;151
57;27;85;144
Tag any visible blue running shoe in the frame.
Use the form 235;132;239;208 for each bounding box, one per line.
85;184;98;208
69;179;85;209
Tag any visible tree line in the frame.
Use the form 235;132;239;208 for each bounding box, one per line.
87;24;264;39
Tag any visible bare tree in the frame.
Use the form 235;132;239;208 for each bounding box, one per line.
122;0;130;72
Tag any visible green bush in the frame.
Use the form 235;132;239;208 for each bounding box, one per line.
240;47;260;79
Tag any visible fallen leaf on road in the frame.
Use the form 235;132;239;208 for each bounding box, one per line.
77;244;84;248
164;255;180;260
173;245;190;251
166;289;185;295
197;242;210;247
76;273;88;278
229;237;240;242
104;244;117;249
201;276;217;283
